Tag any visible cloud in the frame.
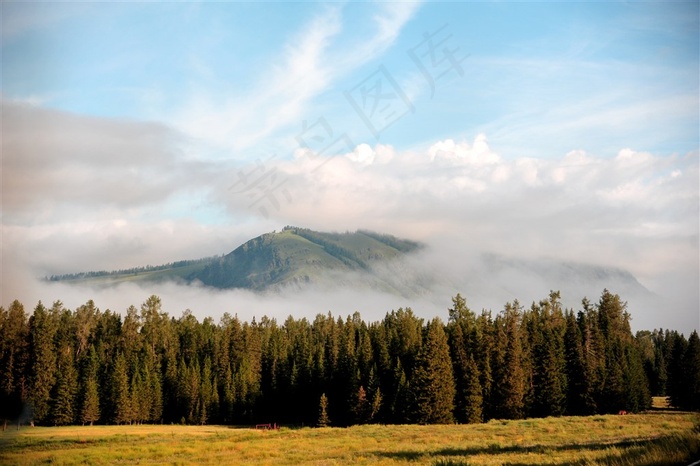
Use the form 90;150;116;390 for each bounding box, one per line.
2;99;697;331
0;100;218;223
0;101;269;298
212;135;698;326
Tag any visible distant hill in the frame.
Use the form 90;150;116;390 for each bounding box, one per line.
48;226;652;303
49;227;424;292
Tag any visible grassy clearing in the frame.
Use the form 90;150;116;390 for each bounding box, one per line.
0;413;698;465
652;396;672;409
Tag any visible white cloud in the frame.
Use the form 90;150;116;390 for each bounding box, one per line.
428;134;501;166
212;137;698;303
2;99;697;331
347;143;376;165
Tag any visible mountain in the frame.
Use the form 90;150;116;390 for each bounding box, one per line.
49;226;652;303
190;227;423;291
49;227;424;293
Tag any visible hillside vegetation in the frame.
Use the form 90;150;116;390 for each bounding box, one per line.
193;227;421;290
48;227;423;292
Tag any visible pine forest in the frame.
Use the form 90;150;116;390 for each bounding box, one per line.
1;289;699;429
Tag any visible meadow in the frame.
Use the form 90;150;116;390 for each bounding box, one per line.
0;412;698;465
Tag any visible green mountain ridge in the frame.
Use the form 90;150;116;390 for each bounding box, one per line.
48;226;652;303
49;227;424;292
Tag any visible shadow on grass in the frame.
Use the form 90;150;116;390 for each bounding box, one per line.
374;432;700;466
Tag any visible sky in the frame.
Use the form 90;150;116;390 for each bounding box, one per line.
1;1;698;332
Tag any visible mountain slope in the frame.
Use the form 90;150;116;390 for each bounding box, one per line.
190;227;422;291
49;227;423;292
48;227;652;304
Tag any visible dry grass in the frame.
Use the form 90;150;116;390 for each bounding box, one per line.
1;413;698;465
651;396;672;409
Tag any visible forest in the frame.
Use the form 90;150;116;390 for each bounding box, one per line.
1;289;698;428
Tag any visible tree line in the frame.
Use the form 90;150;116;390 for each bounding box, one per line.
1;289;698;428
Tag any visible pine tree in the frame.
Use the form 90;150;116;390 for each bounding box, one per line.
597;290;628;413
112;353;132;425
0;300;30;426
52;348;78;426
334;316;358;426
564;310;593;415
369;387;382;423
390;359;411;423
493;301;526;420
448;316;482;423
578;301;603;414
131;363;153;424
80;347;100;425
318;393;330;427
353;385;370;424
667;331;687;409
199;357;214;425
146;354;163;423
476;311;494;420
463;354;483;423
623;341;651;412
409;318;455;424
537;321;567;417
681;331;700;411
28;301;58;424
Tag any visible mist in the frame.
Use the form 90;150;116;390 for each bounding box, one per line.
5;230;696;334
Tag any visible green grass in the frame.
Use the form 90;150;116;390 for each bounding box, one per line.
1;413;698;465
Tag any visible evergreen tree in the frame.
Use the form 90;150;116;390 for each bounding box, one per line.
318;393;330;427
79;346;100;425
493;301;526;420
681;331;700;411
409;318;455;424
52;348;78;426
369;386;382;423
74;300;98;360
597;290;628;413
131;363;152;424
0;292;690;426
28;301;58;424
578;300;603;414
112;353;132;425
353;385;370;424
564;310;594;415
647;329;668;396
448;317;482;423
390;359;411;423
667;331;687;409
199;357;215;425
462;355;483;423
0;300;30;427
476;311;494;420
623;341;651;412
530;298;567;417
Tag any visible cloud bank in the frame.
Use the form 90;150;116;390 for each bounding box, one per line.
2;101;698;332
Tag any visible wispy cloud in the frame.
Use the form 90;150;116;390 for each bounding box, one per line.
168;2;421;155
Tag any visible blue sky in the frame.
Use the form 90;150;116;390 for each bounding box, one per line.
2;1;698;331
3;2;697;157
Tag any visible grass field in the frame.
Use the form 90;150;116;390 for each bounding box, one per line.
1;413;698;465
